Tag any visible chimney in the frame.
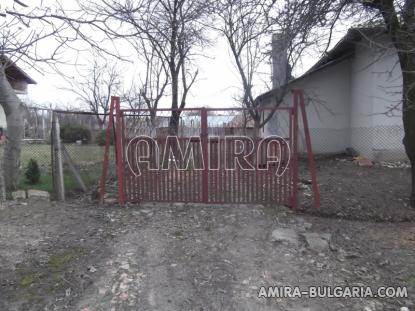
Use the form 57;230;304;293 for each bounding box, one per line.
271;33;289;89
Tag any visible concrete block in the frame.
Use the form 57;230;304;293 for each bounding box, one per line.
12;190;26;200
27;189;50;200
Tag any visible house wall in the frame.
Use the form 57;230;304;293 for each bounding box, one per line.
350;37;405;161
263;35;406;161
349;43;375;158
264;59;352;154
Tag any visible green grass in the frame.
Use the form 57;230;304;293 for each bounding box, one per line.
18;247;85;305
20;272;46;287
18;163;103;194
0;143;115;194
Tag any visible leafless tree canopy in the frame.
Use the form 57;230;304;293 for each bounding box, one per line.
80;0;212;134
64;59;120;128
212;0;352;130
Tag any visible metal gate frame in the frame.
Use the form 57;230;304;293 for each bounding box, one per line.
100;89;320;208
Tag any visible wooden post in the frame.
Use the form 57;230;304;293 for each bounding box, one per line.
42;109;46;141
52;112;65;201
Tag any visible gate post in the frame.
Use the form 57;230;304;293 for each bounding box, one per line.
114;97;126;207
201;108;209;203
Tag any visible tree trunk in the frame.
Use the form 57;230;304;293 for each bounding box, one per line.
169;72;180;135
250;117;262;168
0;67;24;193
253;118;260;139
169;111;181;136
411;159;415;208
0;151;5;204
402;71;415;208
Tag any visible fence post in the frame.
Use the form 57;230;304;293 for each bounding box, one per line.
51;112;65;201
201;108;209;203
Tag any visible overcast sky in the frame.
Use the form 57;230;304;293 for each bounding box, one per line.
27;36;252;109
11;0;347;110
26;36;319;110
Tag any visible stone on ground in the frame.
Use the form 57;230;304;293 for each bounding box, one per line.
11;190;26;200
270;228;299;245
27;189;50;200
302;232;331;252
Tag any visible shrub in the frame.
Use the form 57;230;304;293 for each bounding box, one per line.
25;159;41;184
95;129;114;146
60;124;91;144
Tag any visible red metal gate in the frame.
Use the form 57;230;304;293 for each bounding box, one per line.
101;90;320;208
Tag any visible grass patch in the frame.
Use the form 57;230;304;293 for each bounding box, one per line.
18;174;54;193
48;249;82;272
17;164;103;194
20;272;46;287
0;143;113;194
23;288;44;305
47;248;85;288
18;247;86;305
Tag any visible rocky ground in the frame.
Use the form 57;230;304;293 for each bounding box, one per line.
0;196;414;311
298;155;415;222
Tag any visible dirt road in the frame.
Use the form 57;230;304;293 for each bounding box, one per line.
0;198;414;311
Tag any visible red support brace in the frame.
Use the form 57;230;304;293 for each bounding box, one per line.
293;89;321;209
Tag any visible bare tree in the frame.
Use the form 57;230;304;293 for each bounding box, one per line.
215;0;343;134
214;0;271;135
136;39;169;125
87;0;211;134
0;0;68;193
0;0;121;196
65;58;121;129
118;41;170;138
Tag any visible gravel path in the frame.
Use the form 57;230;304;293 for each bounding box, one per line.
0;199;414;311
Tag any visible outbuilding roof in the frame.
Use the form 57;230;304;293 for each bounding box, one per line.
1;56;37;85
257;27;386;102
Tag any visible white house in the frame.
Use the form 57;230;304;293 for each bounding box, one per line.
258;27;406;162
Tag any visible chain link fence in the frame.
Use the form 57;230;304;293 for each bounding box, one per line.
265;110;408;162
296;125;407;162
6;107;116;196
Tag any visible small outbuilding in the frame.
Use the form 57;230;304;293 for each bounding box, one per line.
258;27;406;162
